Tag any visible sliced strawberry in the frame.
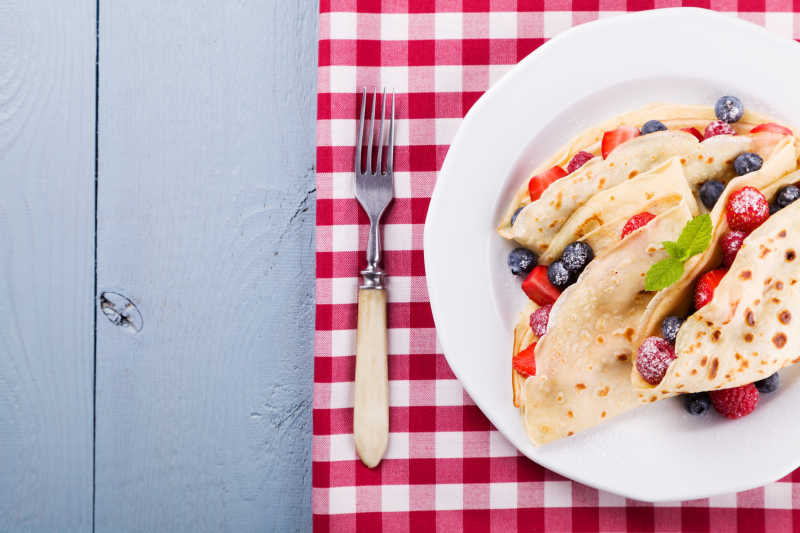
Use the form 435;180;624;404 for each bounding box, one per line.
512;342;536;377
694;268;728;310
621;212;656;239
528;166;567;202
750;122;793;136
522;265;561;306
602;126;640;159
680;127;704;141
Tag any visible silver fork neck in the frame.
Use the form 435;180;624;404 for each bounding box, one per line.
361;216;385;289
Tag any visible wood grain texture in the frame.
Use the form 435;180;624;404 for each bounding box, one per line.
0;0;95;530
95;1;318;531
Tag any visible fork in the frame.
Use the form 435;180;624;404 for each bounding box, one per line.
353;87;395;468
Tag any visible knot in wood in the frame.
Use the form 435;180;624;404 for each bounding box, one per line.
99;291;143;333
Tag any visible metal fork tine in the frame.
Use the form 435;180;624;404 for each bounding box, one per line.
386;91;395;174
366;87;377;174
355;87;366;174
376;88;387;175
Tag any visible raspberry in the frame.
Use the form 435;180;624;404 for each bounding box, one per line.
694;268;728;310
529;304;552;337
636;336;676;385
704;120;736;139
621;212;656;239
710;384;759;419
721;230;747;267
567;151;594;174
726;186;769;233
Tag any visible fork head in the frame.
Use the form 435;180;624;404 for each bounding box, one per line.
354;87;395;222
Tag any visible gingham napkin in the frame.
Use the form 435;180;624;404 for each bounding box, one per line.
313;2;800;531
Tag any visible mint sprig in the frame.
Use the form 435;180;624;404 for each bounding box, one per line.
645;214;712;291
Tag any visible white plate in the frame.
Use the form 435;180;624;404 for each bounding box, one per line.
424;8;800;502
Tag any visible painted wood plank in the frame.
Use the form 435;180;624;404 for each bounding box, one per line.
95;1;317;531
0;1;95;531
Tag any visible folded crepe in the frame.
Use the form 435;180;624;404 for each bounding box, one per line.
635;199;800;399
498;103;790;241
519;203;693;445
509;131;750;255
539;157;699;263
632;136;799;389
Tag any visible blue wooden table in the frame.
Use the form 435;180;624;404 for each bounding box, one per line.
0;2;317;531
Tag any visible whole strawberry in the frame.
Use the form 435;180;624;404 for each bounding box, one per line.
694;268;728;310
726;186;769;233
710;384;759;419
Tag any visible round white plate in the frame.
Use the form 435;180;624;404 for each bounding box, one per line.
424;8;800;502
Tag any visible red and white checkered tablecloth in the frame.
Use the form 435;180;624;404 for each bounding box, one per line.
313;2;800;531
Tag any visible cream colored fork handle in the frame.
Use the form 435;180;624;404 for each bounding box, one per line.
354;287;389;468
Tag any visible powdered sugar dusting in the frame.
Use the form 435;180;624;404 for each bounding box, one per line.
529;304;553;337
704;120;736;139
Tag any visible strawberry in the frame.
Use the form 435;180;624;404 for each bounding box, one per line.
528;166;567;202
750;122;793;136
601;126;639;159
567;151;594;173
694;268;728;310
512;342;536;377
726;186;769;233
621;212;656;239
680;127;704;141
710;384;759;419
522;265;561;306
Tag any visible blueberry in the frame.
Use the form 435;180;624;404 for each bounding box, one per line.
715;95;744;123
661;316;684;345
683;392;711;415
733;152;763;176
755;372;779;393
507;247;537;276
561;242;594;273
775;185;800;208
547;260;574;290
770;202;781;215
699;180;726;210
510;206;524;226
641;120;667;135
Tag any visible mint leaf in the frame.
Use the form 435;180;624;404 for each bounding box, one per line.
675;213;712;258
645;257;685;291
662;241;688;261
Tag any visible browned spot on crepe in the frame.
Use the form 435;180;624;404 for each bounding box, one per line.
690;369;697;375
712;330;721;342
617;354;628;361
567;410;574;418
624;328;635;342
575;383;586;390
700;356;708;367
739;270;752;280
601;411;607;419
760;247;771;259
650;396;657;402
745;309;756;327
567;431;574;436
597;386;609;397
676;384;684;389
745;333;754;342
708;156;715;164
709;358;719;379
779;230;787;238
773;333;787;348
680;158;687;165
787;250;796;261
776;281;784;290
779;310;792;325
